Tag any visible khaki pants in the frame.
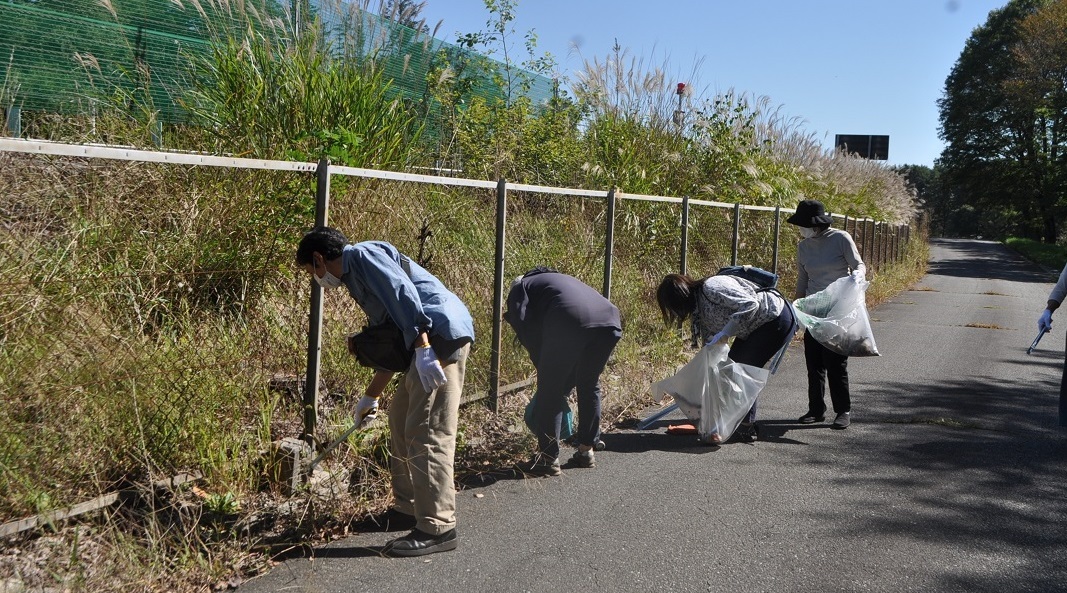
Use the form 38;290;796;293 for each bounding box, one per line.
388;343;469;535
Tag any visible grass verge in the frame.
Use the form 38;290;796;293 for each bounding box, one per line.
1005;237;1067;271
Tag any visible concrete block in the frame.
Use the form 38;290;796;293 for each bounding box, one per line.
268;437;313;495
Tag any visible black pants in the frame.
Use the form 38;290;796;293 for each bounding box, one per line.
803;330;850;415
531;327;622;460
729;304;797;423
1059;338;1067;426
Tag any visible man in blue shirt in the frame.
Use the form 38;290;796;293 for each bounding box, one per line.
296;226;475;557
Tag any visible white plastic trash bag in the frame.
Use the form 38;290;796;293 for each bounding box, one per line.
651;343;770;442
793;276;880;357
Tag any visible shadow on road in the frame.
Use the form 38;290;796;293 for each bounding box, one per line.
458;467;549;490
598;429;724;454
927;238;1057;283
861;372;1061;434
829;377;1067;592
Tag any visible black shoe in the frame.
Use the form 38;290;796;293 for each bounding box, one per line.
731;422;758;443
515;455;561;477
832;412;851;429
383;528;457;557
356;508;417;533
798;412;826;424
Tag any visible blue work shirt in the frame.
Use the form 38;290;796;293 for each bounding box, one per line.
339;241;475;349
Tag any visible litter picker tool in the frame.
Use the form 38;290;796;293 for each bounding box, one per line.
637;402;679;430
1028;329;1049;355
306;416;372;472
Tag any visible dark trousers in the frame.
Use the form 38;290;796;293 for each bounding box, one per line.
531;327;622;460
1059;338;1067;426
803;330;850;415
730;304;797;423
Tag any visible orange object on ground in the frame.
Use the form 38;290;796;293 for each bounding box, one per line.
666;423;698;435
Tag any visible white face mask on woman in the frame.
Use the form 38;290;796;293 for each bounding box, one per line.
800;227;818;239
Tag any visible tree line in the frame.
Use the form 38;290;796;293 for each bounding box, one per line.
934;0;1067;242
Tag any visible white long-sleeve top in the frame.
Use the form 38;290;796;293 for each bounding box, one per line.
795;228;866;298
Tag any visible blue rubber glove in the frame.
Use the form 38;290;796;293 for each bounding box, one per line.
707;330;730;346
1039;309;1053;333
706;320;738;347
414;345;447;392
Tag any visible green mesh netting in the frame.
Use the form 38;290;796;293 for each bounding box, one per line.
0;0;554;124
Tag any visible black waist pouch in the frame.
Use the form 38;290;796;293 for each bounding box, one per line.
348;321;414;372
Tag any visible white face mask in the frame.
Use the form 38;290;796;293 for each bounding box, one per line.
800;227;817;239
315;269;344;289
312;257;344;289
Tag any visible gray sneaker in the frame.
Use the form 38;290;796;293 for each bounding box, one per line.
566;448;595;468
515;455;561;477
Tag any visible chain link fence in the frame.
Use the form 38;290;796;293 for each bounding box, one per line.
0;139;920;528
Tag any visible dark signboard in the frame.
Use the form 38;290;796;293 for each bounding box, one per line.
834;134;889;160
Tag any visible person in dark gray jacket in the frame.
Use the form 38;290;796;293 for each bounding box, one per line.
504;268;622;476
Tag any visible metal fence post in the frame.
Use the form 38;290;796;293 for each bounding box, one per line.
771;206;781;275
884;223;890;264
5;107;20;137
303;157;330;443
887;227;896;264
151;120;163;148
872;220;879;264
731;203;741;266
866;219;875;270
488;178;507;412
879;221;887;268
602;188;616;299
292;0;301;39
857;217;866;262
679;195;690;275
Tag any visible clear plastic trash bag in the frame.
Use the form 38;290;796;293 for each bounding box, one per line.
651;343;770;442
793;276;880;357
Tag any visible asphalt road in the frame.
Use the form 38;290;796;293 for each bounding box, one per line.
240;238;1067;593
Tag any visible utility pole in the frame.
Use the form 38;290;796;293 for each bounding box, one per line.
673;82;687;130
292;0;301;40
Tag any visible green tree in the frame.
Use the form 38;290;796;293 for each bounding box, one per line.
938;0;1067;241
894;164;946;235
439;0;558;179
1008;0;1067;242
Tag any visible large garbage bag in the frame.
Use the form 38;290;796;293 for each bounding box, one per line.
793;276;880;357
650;343;770;442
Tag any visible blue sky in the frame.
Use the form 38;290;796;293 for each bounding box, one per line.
418;0;1008;168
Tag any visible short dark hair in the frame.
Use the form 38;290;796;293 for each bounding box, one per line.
295;226;348;265
656;273;701;327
